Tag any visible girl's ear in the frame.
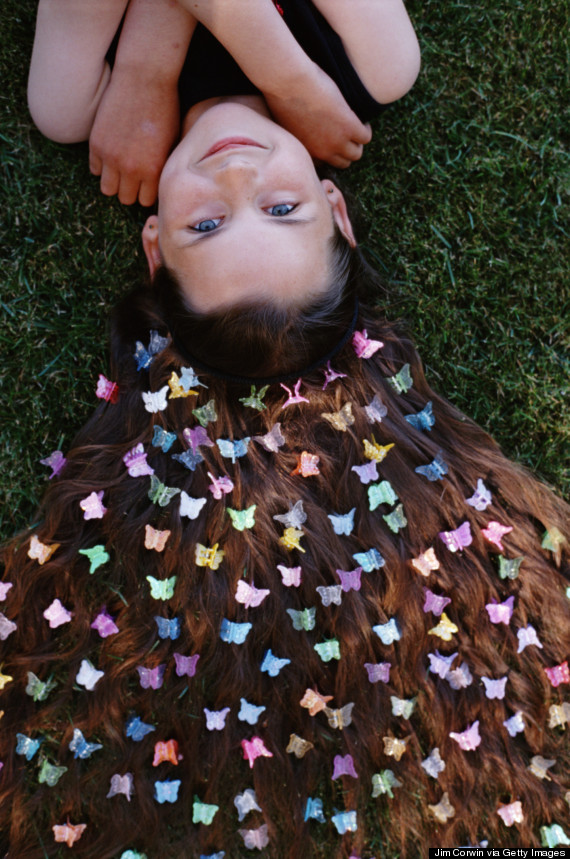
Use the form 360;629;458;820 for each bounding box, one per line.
321;180;357;247
142;215;162;277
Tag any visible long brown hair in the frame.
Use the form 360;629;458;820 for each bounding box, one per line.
1;245;569;858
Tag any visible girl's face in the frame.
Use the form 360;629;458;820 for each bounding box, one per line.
144;102;354;313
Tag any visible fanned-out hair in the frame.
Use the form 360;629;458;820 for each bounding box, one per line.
1;243;569;859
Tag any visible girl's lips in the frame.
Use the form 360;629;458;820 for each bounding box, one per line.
199;137;266;161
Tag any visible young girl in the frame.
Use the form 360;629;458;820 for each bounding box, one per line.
1;197;569;858
27;0;421;205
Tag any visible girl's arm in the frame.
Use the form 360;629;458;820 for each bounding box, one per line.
89;0;197;206
176;0;373;167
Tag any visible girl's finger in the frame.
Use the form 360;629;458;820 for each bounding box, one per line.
117;172;142;207
99;163;120;198
89;151;103;177
138;178;159;208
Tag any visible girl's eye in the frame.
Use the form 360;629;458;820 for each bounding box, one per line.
267;203;296;216
191;217;222;232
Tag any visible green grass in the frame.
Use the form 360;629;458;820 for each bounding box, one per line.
1;0;568;538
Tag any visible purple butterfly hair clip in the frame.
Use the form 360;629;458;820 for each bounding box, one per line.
332;753;358;780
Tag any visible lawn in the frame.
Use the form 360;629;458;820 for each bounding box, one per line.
1;0;568;539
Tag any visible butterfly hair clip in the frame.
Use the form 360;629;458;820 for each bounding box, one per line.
304;797;326;823
548;702;570;729
28;534;59;566
69;728;102;759
146;575;177;600
155;616;180;641
76;659;104;691
192;398;218;427
322;360;347;390
0;582;12;601
368;480;398;510
234;788;262;821
274;500;307;530
91;609;119;638
193;800;219;826
336;567;362;593
382;503;408;534
96;373;119;404
427;649;458;679
352;328;383;359
38;759;67;787
331;810;358;834
195;542;225;570
173;652;200;678
235;580;270;608
277;564;302;587
371;769;403;798
216;437;251;463
364;662;391;683
528;755;556;781
153;739;182;767
25;672;56;702
79;543;109;573
328;508;356;535
241;736;273;768
280;378;309;409
279;526;306;553
136;664;166;690
353;547;385;571
107;773;134;801
351;460;379;484
516;624;542;653
415;452;448;482
503;711;525;737
482;520;513;551
144;525;171;553
239;384;270;411
253;422;286;452
386;363;413;394
411;547;440;577
219;618;252;644
446;662;473;690
286;607;316;631
0;669;13;690
148;475;180;507
481;676;508;700
142;386;169;414
544;661;570;688
383;735;409;760
466;478;492;511
239;825;269;850
261;649;291;676
228;505;257;531
438;521;472;553
40;449;67;478
300;688;333;716
134;330;169;371
16;733;42;760
80;490;107;520
314;639;341;662
125;715;155;742
497;800;523;827
323;702;354;729
540;824;570;849
123;443;154;478
179;492;207;520
390;696;416;719
485;595;514;625
154;779;181;804
316;584;343;606
168;370;197;399
362;437;394;464
286;733;314;758
373;617;401;645
43;598;73;629
449;720;481;751
321;402;355;432
421;747;446;779
428;612;458;642
332;754;358;779
52;822;87;847
405;401;434;431
172;449;204;472
207;471;234;499
182;424;214;455
428;793;455;824
152;425;177;452
0;613;16;641
423;589;451;616
291;451;320;477
238;698;266;725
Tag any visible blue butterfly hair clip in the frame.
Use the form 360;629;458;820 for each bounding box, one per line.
415;452;448;482
152;425;177;452
405;401;434;431
219;618;252;644
261;649;291;676
125;715;155;742
155;616;181;641
352;548;385;572
68;728;102;759
216;437;251;463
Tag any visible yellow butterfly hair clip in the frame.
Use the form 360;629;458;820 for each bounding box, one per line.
321;402;355;432
168;371;198;399
195;542;225;570
279;527;306;553
363;437;395;464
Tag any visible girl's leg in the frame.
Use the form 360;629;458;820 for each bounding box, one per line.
28;0;128;143
311;0;421;103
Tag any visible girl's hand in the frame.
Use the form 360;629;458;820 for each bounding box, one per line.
263;62;372;167
89;66;180;206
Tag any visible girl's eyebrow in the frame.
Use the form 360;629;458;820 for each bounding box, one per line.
182;215;317;247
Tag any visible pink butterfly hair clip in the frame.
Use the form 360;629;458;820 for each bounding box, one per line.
352;329;383;359
485;595;515;625
79;491;107;521
481;520;513;552
322;360;347;390
123;444;154;478
544;661;570;688
52;822;87;847
438;521;472;553
96;373;119;404
280;378;309;409
291;451;320;477
40;449;67;479
449;720;481;751
497;800;524;827
241;736;273;768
